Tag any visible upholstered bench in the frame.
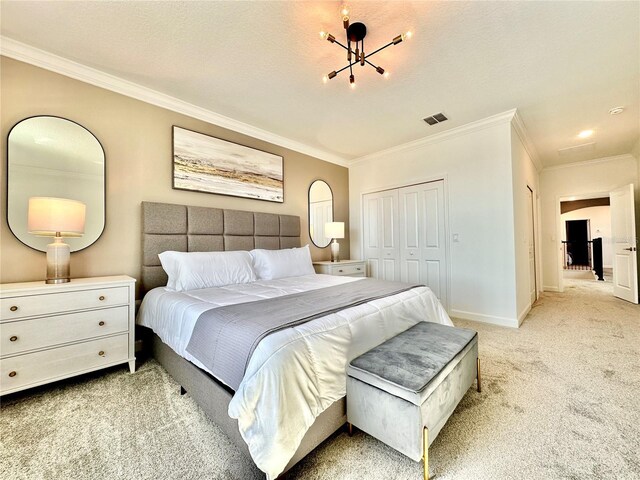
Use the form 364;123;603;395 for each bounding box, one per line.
346;321;480;480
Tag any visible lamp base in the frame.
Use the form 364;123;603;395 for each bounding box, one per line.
46;236;71;284
330;239;340;263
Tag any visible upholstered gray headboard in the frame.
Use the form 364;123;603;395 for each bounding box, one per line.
141;201;300;294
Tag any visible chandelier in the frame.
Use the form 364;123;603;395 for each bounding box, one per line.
320;4;412;88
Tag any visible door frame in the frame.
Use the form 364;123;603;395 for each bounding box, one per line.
360;173;451;312
555;190;609;293
526;184;539;303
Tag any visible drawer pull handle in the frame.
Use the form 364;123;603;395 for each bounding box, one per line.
10;306;18;312
8;371;17;378
338;269;344;273
99;351;105;357
98;321;105;327
99;296;106;301
9;336;18;342
357;268;361;271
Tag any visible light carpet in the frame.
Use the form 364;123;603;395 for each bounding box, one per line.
1;278;639;479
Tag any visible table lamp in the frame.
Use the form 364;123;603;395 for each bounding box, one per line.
27;197;86;284
325;221;345;262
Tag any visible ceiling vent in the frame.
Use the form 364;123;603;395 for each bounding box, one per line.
423;113;448;125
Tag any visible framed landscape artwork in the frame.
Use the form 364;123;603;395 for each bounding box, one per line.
172;126;284;203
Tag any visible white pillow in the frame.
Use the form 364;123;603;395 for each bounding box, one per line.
158;250;256;291
250;245;315;280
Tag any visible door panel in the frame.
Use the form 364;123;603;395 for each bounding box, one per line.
527;187;537;304
610;184;638;303
363;190;399;281
424;188;440;248
364;181;447;307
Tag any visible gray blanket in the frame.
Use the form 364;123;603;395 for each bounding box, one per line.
186;278;421;390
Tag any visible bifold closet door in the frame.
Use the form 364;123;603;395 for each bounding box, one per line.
363;189;400;281
398;181;447;307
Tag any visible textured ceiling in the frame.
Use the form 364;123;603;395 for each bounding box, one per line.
1;1;638;167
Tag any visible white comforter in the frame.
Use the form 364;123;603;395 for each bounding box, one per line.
137;274;452;479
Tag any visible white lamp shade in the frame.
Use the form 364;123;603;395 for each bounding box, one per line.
28;197;86;237
325;222;345;239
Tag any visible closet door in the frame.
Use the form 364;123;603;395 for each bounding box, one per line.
363;189;400;281
398;181;447;307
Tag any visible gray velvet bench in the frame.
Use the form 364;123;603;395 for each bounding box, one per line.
346;321;481;480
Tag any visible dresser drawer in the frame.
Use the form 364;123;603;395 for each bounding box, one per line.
1;306;129;357
0;333;128;394
1;286;129;321
330;264;365;276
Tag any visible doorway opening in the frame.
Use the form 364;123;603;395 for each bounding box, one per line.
557;186;637;304
564;219;591;269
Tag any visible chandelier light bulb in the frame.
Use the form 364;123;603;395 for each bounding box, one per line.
340;4;351;20
384;71;390;79
320;31;328;40
402;31;413;41
322;75;329;84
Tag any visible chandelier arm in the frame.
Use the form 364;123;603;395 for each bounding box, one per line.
334;62;358;76
332;39;350;52
364;59;379;69
363;41;394;60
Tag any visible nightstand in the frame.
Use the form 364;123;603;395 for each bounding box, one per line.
0;275;136;396
313;260;367;277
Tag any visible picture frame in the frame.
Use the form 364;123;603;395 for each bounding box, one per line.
172;126;284;203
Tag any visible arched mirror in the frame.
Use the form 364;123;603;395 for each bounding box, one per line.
7;116;106;252
308;179;334;248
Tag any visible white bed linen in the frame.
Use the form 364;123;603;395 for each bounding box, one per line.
137;274;452;479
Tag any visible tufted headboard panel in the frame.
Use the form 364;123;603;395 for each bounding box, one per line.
141;201;301;294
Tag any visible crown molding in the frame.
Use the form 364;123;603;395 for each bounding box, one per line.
0;36;350;167
511;110;543;172
349;109;518;166
541;153;636;173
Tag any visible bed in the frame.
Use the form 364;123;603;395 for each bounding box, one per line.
136;201;452;479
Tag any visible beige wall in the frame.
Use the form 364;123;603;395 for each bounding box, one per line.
1;57;349;294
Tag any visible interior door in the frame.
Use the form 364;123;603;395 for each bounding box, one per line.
610;184;638;304
526;186;537;304
363;189;399;281
398;181;448;308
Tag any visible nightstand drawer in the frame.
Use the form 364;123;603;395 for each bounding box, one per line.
330;264;365;276
1;286;129;321
0;333;128;394
1;306;129;357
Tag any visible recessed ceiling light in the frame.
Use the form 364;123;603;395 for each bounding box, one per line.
608;106;625;115
578;130;594;138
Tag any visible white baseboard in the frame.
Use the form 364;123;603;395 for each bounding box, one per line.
450;309;519;328
517;304;532;326
543;285;560;292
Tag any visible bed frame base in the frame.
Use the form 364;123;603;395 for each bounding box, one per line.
150;331;346;477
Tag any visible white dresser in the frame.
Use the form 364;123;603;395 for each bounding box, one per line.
313;260;367;277
0;275;136;396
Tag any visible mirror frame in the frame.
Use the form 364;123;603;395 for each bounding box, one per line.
6;115;107;253
308;179;334;248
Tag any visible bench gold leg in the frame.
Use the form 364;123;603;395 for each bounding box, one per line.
348;422;353;437
477;357;482;393
423;426;429;480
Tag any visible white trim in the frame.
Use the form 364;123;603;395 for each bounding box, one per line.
0;36;350;167
450;309;519;329
543;285;560;292
541;154;636;173
517;304;531;327
511;111;543;172
350;109;517;166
